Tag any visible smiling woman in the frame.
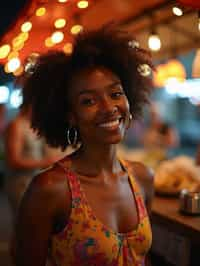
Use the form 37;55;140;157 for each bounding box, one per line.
13;25;154;266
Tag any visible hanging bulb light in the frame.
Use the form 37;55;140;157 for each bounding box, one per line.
148;30;161;51
198;11;200;31
172;6;183;16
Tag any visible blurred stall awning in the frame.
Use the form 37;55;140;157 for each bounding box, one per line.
0;0;200;72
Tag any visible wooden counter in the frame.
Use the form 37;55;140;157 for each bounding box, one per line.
151;195;200;266
151;195;200;243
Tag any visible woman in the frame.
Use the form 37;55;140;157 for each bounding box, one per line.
4;106;67;212
14;26;154;266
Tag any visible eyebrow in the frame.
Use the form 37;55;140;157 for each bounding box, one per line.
78;81;121;96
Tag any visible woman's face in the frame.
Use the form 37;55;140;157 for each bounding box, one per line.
68;67;130;146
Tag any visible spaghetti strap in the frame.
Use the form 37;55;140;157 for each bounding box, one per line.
55;160;83;202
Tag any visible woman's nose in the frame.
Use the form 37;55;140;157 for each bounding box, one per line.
100;96;118;114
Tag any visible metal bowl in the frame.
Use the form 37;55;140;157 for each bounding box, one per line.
179;189;200;215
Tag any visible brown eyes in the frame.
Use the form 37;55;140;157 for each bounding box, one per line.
111;91;124;99
80;91;124;106
81;98;95;106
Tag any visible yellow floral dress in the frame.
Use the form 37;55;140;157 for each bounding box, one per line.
49;159;152;266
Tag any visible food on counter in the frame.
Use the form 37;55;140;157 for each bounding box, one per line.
154;156;200;195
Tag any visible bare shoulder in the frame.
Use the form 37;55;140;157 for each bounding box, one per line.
21;164;70;216
125;160;154;213
125;160;154;184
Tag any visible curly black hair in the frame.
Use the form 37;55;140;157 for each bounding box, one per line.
20;25;154;150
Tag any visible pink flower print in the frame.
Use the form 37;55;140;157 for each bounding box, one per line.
81;221;90;232
112;243;118;253
135;234;145;242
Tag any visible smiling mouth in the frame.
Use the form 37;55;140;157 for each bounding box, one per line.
98;118;123;129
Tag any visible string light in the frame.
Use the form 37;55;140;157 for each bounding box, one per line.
18;32;29;42
58;0;68;2
21;21;32;32
13;65;24;76
45;37;54;47
54;18;66;29
4;63;10;73
7;57;21;72
77;1;89;9
63;42;73;54
51;31;64;44
0;44;11;59
71;25;83;35
8;51;19;60
36;7;46;17
13;42;24;51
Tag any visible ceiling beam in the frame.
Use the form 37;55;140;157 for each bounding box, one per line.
120;0;176;27
169;23;200;43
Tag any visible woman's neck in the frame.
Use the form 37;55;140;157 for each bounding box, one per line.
70;143;122;177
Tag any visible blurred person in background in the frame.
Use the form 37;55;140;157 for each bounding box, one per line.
4;106;69;212
142;102;179;154
0;103;7;187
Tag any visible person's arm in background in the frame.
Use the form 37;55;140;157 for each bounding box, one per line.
164;126;180;149
5;120;57;170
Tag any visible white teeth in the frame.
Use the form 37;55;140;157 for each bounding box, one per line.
99;120;119;128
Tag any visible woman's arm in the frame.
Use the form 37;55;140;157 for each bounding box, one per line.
12;167;70;266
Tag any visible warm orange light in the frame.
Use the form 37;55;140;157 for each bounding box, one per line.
13;42;24;51
8;51;19;60
18;32;29;42
153;59;186;87
21;21;32;32
71;25;83;35
0;44;11;59
58;0;68;2
36;7;46;16
45;37;54;47
54;18;66;29
12;37;24;50
13;65;24;76
51;31;64;44
77;1;89;9
153;65;167;87
4;63;10;73
63;43;73;54
167;59;186;82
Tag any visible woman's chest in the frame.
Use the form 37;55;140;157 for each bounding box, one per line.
79;176;140;234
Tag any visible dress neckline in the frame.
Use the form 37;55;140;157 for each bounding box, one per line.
58;157;143;237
